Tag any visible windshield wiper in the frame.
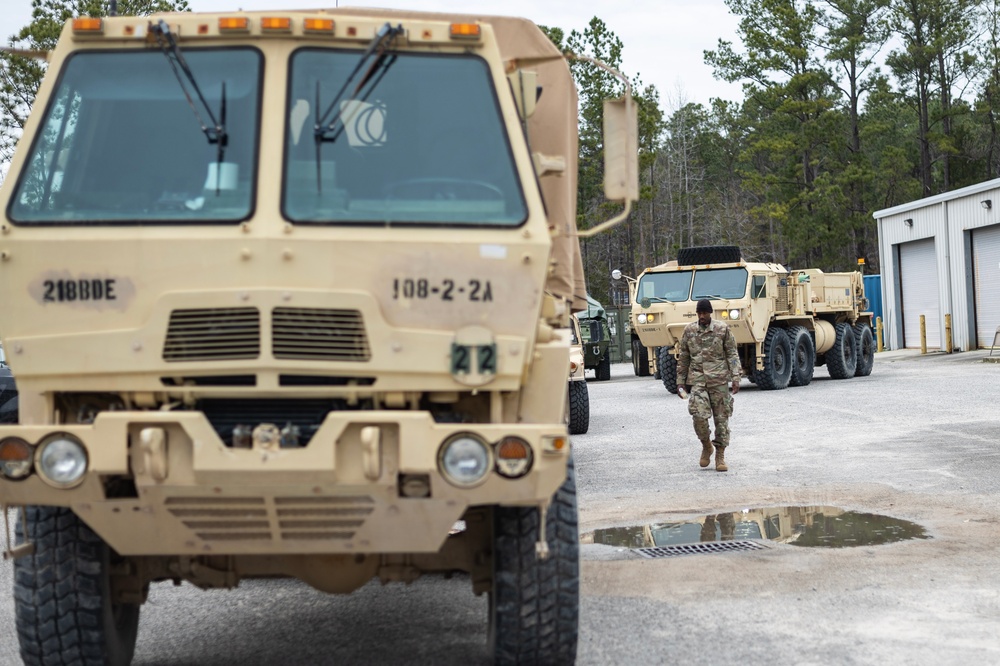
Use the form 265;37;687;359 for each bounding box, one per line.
693;294;724;300
151;20;228;194
312;22;402;192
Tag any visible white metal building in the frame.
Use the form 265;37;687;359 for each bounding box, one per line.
874;178;1000;351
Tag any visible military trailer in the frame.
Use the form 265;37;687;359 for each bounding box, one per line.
576;294;612;381
617;246;874;392
0;8;637;664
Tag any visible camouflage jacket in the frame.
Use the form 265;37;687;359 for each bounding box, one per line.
676;319;741;387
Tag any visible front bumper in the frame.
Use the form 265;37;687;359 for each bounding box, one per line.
0;411;569;556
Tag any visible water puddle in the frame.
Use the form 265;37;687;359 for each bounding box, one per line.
582;506;930;549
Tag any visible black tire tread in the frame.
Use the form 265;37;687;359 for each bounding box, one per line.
568;381;589;435
677;245;742;266
827;322;858;379
854;323;875;377
14;506;139;666
787;326;815;387
658;346;678;394
492;458;579;665
596;353;611;381
634;341;650;377
756;327;792;391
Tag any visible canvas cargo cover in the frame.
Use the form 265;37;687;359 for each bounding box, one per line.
321;8;586;310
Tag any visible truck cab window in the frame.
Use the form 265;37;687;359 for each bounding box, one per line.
752;275;767;298
9;48;262;224
284;49;527;226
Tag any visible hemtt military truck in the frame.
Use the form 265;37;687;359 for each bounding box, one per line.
618;246;874;392
0;9;637;664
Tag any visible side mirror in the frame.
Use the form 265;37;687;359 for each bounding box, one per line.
603;95;639;203
640;297;651;309
612;269;622;281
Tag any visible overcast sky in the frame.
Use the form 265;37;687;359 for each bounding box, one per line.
0;0;744;111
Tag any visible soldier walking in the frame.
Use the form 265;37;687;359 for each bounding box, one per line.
676;299;742;471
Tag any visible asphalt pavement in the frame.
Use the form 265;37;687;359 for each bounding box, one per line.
1;348;998;665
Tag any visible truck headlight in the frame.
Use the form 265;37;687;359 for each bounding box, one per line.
495;436;533;478
637;313;647;324
36;434;88;488
439;434;492;487
0;437;33;480
729;309;741;320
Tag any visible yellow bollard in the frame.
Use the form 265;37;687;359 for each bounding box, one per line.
876;316;884;352
945;314;953;354
919;314;927;354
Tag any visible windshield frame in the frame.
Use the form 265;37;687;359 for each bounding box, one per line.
281;46;528;229
6;46;265;227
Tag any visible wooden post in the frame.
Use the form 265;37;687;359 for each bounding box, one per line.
945;314;953;354
920;314;927;354
876;316;884;352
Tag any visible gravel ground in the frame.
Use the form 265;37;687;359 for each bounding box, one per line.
0;349;998;665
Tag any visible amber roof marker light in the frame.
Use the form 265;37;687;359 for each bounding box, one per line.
218;17;251;33
449;23;481;40
261;17;292;33
72;17;104;34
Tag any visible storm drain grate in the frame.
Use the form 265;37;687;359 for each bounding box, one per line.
636;540;769;558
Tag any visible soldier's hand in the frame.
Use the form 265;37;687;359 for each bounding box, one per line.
731;379;740;395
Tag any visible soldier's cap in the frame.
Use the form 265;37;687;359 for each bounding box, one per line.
696;299;713;313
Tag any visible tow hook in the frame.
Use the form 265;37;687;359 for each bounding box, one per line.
535;500;550;560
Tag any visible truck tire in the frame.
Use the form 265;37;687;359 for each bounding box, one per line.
595;353;611;381
827;322;857;379
658;346;678;394
854;323;875;377
787;326;815;387
632;340;650;377
490;457;579;665
15;506;140;666
677;245;742;266
755;327;792;390
567;381;589;435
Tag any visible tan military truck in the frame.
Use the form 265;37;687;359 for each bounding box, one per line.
616;246;874;392
0;8;637;664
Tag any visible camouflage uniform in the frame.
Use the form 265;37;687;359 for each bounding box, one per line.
676;318;741;448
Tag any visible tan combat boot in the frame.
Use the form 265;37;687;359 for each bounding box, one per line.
714;445;728;472
699;440;713;468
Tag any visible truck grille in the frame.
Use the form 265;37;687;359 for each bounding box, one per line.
272;307;371;361
165;495;375;543
161;307;371;363
163;308;261;361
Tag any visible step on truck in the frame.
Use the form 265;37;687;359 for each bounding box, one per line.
615;246;874;391
0;8;638;664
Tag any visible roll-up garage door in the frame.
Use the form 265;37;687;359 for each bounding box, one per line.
973;224;1000;348
900;238;940;348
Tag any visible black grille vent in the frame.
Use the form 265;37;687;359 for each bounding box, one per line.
636;540;769;559
198;398;347;447
163;308;260;362
272;307;370;362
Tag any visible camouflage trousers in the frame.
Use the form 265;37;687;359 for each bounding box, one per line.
688;384;734;447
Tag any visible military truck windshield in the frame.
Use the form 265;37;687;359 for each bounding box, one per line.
9;49;261;224
284;49;527;226
692;268;748;300
637;271;692;303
